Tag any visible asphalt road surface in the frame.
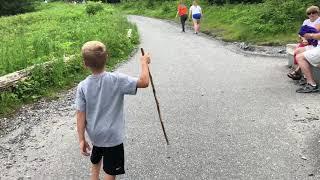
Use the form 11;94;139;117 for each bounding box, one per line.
1;16;320;179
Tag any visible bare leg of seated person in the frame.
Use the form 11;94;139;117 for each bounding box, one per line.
287;47;307;80
295;46;307;55
296;53;319;93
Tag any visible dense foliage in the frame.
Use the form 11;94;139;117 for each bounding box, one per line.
85;1;104;14
208;0;263;5
0;0;39;16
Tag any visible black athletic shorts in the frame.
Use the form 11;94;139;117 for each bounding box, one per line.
90;143;125;175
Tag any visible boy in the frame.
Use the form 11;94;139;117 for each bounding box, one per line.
75;41;150;180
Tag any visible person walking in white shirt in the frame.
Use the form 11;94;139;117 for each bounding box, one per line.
189;0;202;34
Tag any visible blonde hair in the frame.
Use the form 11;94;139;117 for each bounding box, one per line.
306;6;320;14
193;0;198;6
81;41;108;70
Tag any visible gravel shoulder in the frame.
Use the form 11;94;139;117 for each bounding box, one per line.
162;17;288;58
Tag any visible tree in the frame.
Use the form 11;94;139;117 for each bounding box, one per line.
106;0;120;3
208;0;263;5
0;0;38;16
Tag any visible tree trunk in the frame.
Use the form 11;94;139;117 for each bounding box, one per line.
0;55;75;91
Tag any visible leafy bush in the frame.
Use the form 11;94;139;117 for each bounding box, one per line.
106;0;121;3
161;2;173;14
257;0;319;34
85;1;104;15
0;92;20;115
208;0;225;5
146;0;155;8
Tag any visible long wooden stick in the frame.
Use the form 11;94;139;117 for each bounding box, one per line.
141;48;169;145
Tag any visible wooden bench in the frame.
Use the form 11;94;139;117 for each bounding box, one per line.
286;43;320;84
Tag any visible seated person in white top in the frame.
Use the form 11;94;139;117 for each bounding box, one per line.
288;6;320;81
296;6;320;93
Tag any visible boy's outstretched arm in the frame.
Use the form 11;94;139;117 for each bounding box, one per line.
76;111;91;156
137;53;151;88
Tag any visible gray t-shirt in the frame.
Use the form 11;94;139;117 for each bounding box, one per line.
75;71;138;147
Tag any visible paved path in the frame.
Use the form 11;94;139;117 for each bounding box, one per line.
1;16;320;179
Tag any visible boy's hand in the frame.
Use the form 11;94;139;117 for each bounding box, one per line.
79;140;91;156
141;53;151;64
137;52;151;88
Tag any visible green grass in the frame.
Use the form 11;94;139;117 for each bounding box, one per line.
0;2;139;116
116;0;308;45
199;4;301;45
0;2;139;76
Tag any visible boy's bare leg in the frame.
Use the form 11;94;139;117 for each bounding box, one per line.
91;161;102;180
104;174;116;180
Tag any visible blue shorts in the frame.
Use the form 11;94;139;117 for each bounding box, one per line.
192;13;201;20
